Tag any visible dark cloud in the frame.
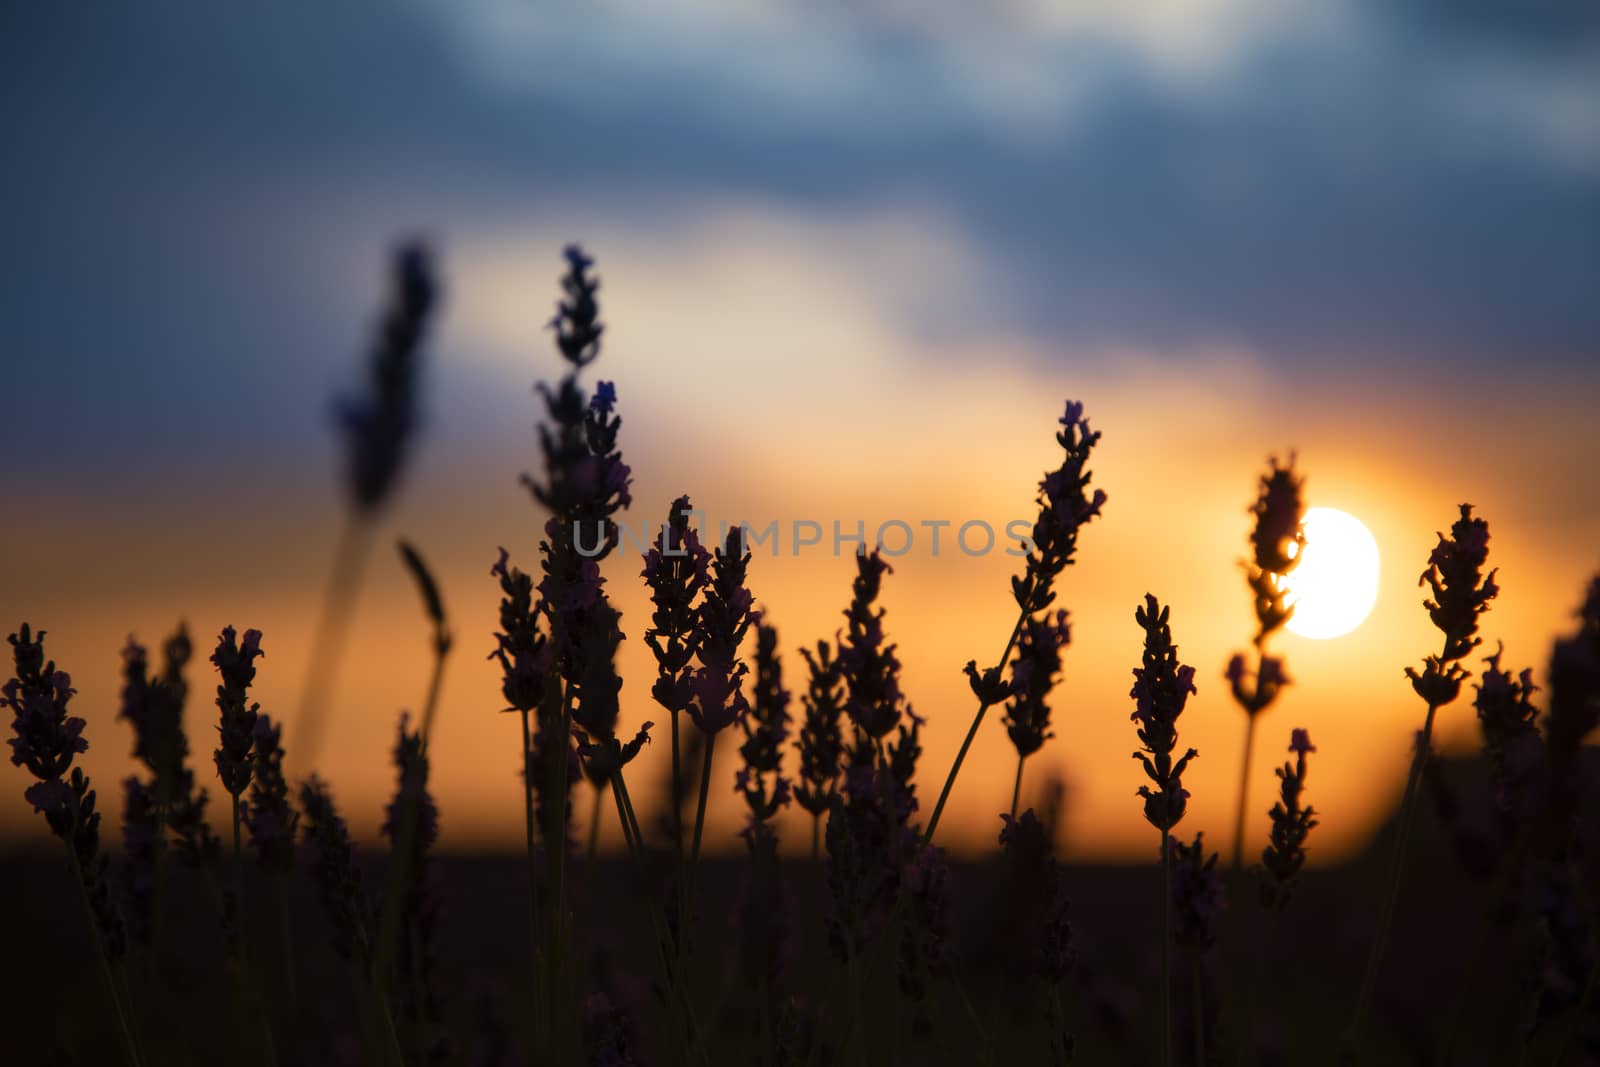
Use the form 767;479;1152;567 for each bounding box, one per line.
2;2;1595;475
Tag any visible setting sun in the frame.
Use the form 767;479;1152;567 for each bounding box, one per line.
1282;506;1382;639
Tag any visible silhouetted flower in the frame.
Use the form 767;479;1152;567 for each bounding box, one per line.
1226;652;1292;717
689;529;759;736
5;625;87;781
300;776;373;963
120;776;159;947
1474;647;1547;820
824;765;897;963
1260;729;1319;911
1003;609;1071;758
642;497;711;718
1011;400;1107;615
838;551;910;748
382;713;448;1063
211;626;264;800
793;641;846;822
5;625;125;960
335;240;439;513
1406;504;1499;707
1170;832;1225;951
490;548;551;715
1130;596;1199;834
1243;454;1306;645
247;714;297;873
737;623;792;835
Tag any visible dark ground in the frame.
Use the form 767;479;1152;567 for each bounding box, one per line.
4;755;1598;1066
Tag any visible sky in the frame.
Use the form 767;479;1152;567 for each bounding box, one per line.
2;1;1597;861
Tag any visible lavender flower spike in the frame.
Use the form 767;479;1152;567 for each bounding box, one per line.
1131;596;1199;834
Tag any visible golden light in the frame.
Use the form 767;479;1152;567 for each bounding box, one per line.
1282;506;1381;640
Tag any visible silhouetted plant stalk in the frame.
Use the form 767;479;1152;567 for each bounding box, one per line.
1003;609;1071;819
1346;504;1498;1054
1226;455;1304;871
6;624;143;1067
928;399;1106;846
1169;833;1224;1067
376;540;456;1063
793;640;846;860
499;245;640;1060
1130;595;1200;1067
209;625;282;1066
380;715;450;1065
1235;729;1318;1066
736;622;794;1053
296;241;438;771
299;775;405;1063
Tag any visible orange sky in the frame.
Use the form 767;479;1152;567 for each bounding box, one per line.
3;227;1595;865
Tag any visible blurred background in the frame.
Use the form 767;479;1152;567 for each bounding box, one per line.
3;1;1596;862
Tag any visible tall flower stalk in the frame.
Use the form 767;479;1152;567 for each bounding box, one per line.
642;495;711;864
297;242;439;769
6;624;141;1066
1225;455;1304;870
1347;504;1498;1052
927;400;1106;845
1237;729;1318;1065
1130;595;1199;1067
793;641;846;859
498;245;638;1059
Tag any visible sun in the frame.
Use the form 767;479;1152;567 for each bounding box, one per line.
1281;506;1381;640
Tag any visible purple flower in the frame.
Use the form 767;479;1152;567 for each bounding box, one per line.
793;641;847;819
590;379;617;415
838;551;909;744
5;625;88;782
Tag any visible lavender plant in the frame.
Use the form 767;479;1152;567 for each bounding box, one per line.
6;624;140;1065
1130;595;1200;1067
1003;609;1072;818
793;640;846;858
930;399;1105;845
299;241;440;768
1225;456;1304;870
1347;504;1498;1052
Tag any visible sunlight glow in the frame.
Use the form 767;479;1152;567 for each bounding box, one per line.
1282;506;1381;640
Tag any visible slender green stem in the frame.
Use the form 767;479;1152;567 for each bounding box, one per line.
1231;711;1259;871
1010;754;1026;820
1346;702;1439;1054
292;511;375;771
1162;831;1173;1067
